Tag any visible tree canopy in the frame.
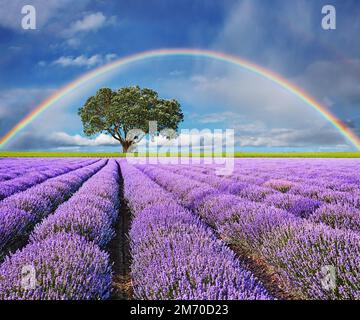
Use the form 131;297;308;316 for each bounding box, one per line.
78;86;184;152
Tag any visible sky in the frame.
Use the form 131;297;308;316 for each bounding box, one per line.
0;0;359;152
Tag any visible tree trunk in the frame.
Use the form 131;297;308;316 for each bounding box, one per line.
121;141;132;153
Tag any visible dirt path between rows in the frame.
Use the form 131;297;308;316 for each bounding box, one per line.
108;166;133;300
226;242;297;300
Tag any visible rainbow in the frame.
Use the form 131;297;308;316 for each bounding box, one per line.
1;48;359;149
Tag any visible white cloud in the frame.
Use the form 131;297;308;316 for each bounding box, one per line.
198;112;229;124
50;132;118;146
169;70;184;76
61;12;117;46
104;53;118;61
44;130;231;151
195;110;347;147
61;12;117;48
190;75;208;84
54;55;101;67
197;112;249;126
135;130;233;152
53;53;118;68
38;61;47;67
66;12;107;34
65;37;82;48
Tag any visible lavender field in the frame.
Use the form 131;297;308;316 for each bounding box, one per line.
0;157;359;300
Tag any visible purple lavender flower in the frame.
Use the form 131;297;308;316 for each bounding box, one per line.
260;222;360;299
120;161;272;300
131;204;271;300
0;233;112;300
265;193;322;218
0;159;100;200
30;160;119;247
0;160;107;255
135;159;360;300
310;204;360;232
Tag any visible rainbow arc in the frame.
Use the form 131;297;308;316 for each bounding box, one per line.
0;48;359;149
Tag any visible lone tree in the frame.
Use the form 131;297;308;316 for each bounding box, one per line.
78;86;184;152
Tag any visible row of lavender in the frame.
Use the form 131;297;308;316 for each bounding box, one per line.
0;158;99;200
0;158;79;178
195;158;360;195
119;161;271;299
0;158;61;172
136;162;360;300
0;159;107;259
0;158;59;181
0;158;92;182
0;160;120;299
160;162;360;232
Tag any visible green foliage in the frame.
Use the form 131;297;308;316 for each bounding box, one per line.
78;86;183;152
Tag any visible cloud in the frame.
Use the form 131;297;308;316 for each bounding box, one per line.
7;131;119;150
7;129;233;151
209;0;360;139
196;112;263;134
50;127;349;150
65;12;107;35
187;108;350;148
163;69;325;129
52;53;118;67
236;126;347;148
293;59;360;107
197;110;350;148
211;0;337;73
289;59;360;138
190;75;208;84
50;132;118;146
0;87;55;135
61;12;117;47
195;109;350;148
6;121;351;151
197;112;231;124
169;70;184;76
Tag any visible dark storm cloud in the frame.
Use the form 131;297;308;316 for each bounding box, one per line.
236;126;348;148
0;88;55;136
345;118;360;136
